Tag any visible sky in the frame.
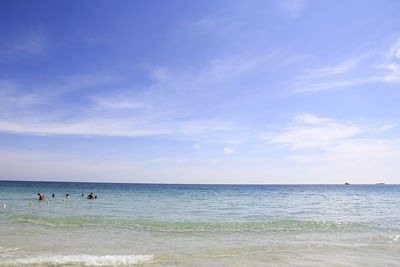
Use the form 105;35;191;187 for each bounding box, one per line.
0;0;400;184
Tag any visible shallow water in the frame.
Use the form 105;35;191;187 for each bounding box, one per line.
1;181;399;266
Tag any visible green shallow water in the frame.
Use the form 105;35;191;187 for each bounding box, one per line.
2;213;373;233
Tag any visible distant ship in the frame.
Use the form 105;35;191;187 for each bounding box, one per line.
345;182;350;185
376;183;385;185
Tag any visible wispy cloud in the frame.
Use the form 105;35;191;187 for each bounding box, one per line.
0;74;118;120
376;38;400;83
14;30;46;54
0;29;47;60
0;73;240;139
54;74;118;95
91;96;149;111
304;56;366;77
0;80;41;113
294;78;374;93
206;53;266;81
293;39;400;93
0;119;172;137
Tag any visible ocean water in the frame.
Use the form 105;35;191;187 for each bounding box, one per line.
0;181;399;266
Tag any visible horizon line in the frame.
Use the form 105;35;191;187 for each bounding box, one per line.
0;179;394;185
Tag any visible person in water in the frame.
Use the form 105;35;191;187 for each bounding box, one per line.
38;193;44;200
81;193;84;197
52;193;55;198
87;192;94;199
66;193;70;198
94;195;97;199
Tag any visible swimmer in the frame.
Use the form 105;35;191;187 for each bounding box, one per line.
38;193;44;200
87;192;94;199
52;193;55;198
94;195;97;199
66;193;70;198
1;204;6;208
81;193;84;197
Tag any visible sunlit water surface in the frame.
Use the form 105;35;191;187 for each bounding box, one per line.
1;181;399;266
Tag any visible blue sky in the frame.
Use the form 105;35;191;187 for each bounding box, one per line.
1;0;400;183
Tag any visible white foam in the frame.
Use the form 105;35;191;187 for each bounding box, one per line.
0;247;19;252
0;247;19;260
7;254;153;266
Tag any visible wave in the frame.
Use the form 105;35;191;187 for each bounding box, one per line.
3;254;153;266
2;214;373;233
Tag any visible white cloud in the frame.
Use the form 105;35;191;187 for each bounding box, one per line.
372;39;400;84
389;38;400;59
378;123;398;132
193;143;201;149
0;119;171;137
0;106;236;141
264;114;363;150
293;113;330;125
381;63;400;83
262;114;400;183
224;147;235;154
286;138;400;181
0;74;175;137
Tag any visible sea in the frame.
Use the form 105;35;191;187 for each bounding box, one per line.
0;181;399;266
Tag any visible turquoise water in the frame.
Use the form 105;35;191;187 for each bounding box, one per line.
1;181;400;266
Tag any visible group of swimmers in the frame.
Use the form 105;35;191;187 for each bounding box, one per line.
37;192;98;200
